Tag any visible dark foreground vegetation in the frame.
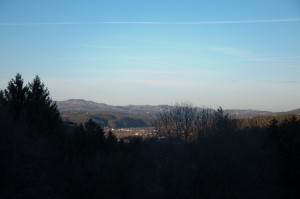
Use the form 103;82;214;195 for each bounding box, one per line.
1;74;300;199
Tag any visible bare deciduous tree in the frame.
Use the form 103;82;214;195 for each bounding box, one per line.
178;102;197;142
194;108;214;138
155;103;230;142
154;106;173;140
155;102;197;142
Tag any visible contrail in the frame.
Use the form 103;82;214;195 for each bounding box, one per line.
0;18;300;26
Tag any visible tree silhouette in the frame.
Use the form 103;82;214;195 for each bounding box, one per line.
72;123;87;155
3;73;28;114
0;90;5;105
194;108;213;138
164;102;197;142
267;117;278;133
106;130;118;149
212;106;230;133
155;103;229;141
0;74;62;134
84;119;105;152
27;75;51;109
266;116;300;198
26;75;61;134
155;106;173;141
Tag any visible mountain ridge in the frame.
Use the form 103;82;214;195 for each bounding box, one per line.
57;99;300;116
57;99;300;128
57;99;167;114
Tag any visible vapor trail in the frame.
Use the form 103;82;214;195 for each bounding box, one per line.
1;18;300;26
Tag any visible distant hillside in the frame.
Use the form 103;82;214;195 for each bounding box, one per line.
60;110;153;128
57;99;160;128
57;99;300;128
224;108;300;119
286;108;300;115
224;109;275;119
56;99;125;112
115;104;168;114
57;99;165;113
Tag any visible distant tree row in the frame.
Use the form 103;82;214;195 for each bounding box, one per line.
235;114;300;130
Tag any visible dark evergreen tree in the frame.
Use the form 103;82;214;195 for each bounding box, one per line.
0;90;6;105
213;107;230;133
84;119;105;152
27;75;51;109
26;75;62;134
267;117;279;140
268;117;278;131
106;130;118;149
266;116;300;198
3;73;28;114
72;124;87;155
279;117;300;198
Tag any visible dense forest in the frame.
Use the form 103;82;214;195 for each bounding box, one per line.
1;74;300;199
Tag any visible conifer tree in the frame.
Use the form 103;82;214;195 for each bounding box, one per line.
84;119;105;151
73;124;87;154
106;130;118;149
3;73;28;113
27;75;51;110
26;75;61;133
0;90;5;105
212;107;230;133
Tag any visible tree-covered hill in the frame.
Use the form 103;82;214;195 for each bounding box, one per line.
60;110;153;128
57;99;300;128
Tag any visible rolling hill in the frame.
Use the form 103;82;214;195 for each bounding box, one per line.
57;99;161;128
57;99;300;128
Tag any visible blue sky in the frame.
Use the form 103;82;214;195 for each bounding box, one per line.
0;0;300;111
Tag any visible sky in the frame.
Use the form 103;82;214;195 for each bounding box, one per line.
0;0;300;111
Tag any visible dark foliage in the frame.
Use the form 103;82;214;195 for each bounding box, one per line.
1;74;300;199
0;90;6;105
266;116;300;198
106;130;118;150
2;73;28;115
26;75;62;134
1;74;62;134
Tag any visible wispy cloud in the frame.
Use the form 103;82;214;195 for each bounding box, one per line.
1;18;300;26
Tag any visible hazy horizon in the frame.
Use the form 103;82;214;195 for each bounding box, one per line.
1;0;300;112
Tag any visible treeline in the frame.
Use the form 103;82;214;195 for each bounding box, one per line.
236;114;300;129
154;102;300;140
1;74;300;199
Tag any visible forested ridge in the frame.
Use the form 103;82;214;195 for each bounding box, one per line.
1;74;300;199
57;99;300;129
